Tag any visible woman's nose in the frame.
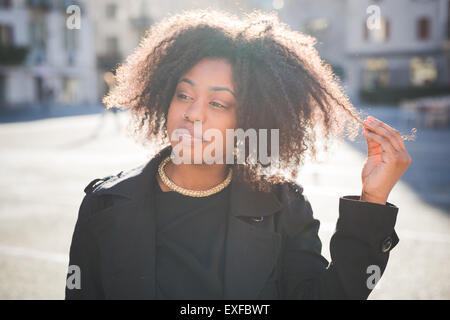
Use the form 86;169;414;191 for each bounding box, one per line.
184;100;206;123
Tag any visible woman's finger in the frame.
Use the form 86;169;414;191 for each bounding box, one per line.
364;120;403;153
362;129;397;157
367;116;407;152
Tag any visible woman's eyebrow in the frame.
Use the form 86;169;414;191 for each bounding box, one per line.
178;78;236;98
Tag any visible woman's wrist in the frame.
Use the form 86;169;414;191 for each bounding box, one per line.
360;192;387;205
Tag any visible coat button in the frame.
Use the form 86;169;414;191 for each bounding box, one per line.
381;236;393;253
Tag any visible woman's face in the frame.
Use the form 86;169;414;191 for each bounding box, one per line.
167;58;238;164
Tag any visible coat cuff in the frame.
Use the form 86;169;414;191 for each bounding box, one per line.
336;195;400;254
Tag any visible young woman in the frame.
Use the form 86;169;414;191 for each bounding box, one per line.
66;9;413;300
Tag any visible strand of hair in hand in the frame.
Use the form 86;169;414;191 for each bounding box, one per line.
354;115;418;142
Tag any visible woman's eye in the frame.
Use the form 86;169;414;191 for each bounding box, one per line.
177;94;227;109
177;94;190;100
211;102;227;109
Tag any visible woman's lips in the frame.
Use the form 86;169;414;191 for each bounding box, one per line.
179;133;207;144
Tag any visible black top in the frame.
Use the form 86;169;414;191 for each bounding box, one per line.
153;175;231;299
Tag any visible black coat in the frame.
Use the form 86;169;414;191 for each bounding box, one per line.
65;145;399;300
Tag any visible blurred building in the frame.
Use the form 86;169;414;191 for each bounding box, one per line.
274;0;347;86
87;0;154;102
2;0;447;109
346;0;450;103
0;0;97;111
278;0;450;103
87;0;255;102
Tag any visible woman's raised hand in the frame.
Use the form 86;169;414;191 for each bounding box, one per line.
360;116;412;205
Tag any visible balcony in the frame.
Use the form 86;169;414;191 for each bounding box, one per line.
97;53;122;71
26;0;52;11
27;0;84;13
129;15;153;30
0;45;29;66
59;0;83;13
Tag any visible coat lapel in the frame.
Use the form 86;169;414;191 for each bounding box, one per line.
89;146;170;299
89;145;283;299
223;178;283;299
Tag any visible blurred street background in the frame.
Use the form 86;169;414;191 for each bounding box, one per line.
0;0;449;299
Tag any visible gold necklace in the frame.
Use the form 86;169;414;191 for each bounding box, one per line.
157;156;232;197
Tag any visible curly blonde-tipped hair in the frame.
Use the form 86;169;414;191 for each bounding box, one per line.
104;9;371;192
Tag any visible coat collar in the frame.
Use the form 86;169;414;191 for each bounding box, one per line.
95;144;282;218
91;144;283;299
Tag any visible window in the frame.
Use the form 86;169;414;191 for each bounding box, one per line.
62;77;80;104
304;18;328;40
410;56;437;86
417;17;430;40
363;58;389;89
364;18;389;43
447;1;450;40
106;37;119;54
0;73;6;103
0;0;11;9
64;26;78;65
35;76;44;102
30;14;46;48
64;27;78;50
106;3;117;19
0;24;13;45
29;14;47;64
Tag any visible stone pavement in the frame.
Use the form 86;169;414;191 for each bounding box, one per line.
0;106;448;299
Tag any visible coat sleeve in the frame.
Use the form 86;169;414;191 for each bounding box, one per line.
280;184;399;300
65;193;105;299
